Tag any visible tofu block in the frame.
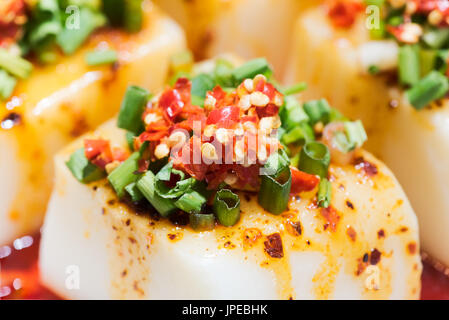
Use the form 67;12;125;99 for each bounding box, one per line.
285;5;449;267
154;0;321;76
39;120;421;299
0;1;186;245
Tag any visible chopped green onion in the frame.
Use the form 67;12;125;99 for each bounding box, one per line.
189;213;215;231
422;28;449;49
213;189;241;227
344;120;367;149
191;73;215;99
303;99;331;125
102;0;126;26
125;131;135;151
299;141;330;178
57;8;107;55
368;65;380;75
263;148;290;176
333;131;353;153
258;167;292;215
107;152;141;198
117;85;149;134
406;71;449;110
125;182;144;202
282;82;307;95
137;170;177;217
124;0;144;32
281;122;314;146
0;69;17;100
66;148;105;183
317;178;332;208
0;49;33;79
214;58;234;87
419;49;438;77
281;96;309;130
232;58;271;83
174;190;206;214
290;153;300;168
398;45;420;86
86;49;118;66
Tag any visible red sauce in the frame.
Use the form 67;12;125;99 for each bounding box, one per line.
1;232;448;300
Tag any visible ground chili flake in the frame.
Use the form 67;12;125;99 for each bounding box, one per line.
264;233;284;258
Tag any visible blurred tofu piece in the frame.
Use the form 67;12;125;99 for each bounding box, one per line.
285;5;449;267
154;0;321;76
0;1;185;245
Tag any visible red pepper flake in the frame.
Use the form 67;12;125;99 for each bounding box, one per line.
243;228;262;248
354;157;378;177
346;226;357;242
377;229;385;239
264;233;284;258
290;166;320;194
320;206;340;232
328;0;364;29
286;220;302;237
370;248;381;265
407;242;418;255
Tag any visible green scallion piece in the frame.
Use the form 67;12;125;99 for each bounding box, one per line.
263;149;291;177
191;73;215;102
281;122;314;146
124;0;144;32
406;71;449;110
214;58;235;87
125;131;135;151
317;178;332;208
107;152;141;198
398;45;420;86
419;49;438;77
174;190;206;214
299;141;330;179
125;182;144;202
303;99;331;125
57;8;107;55
213;189;241;227
422;28;449;49
86;49;118;66
283;82;307;95
0;69;17;100
344;120;367;149
189;213;215;231
0;49;33;79
258;167;292;215
281;96;309;130
137;170;177;217
66;148;105;183
232;58;271;83
117;85;149;134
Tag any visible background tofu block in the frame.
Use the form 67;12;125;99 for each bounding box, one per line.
39;120;421;299
0;2;186;245
285;6;449;267
154;0;322;77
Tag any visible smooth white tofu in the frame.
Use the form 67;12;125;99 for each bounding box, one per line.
39;120;421;299
154;0;321;77
0;1;186;245
284;5;449;268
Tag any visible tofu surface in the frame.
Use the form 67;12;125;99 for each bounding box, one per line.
285;6;449;267
0;1;186;245
39;120;421;299
154;0;321;77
